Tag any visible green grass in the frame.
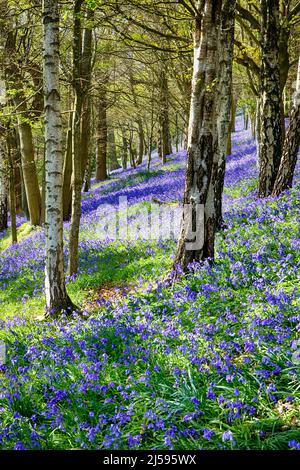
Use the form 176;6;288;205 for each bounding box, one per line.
1;163;300;450
0;223;34;251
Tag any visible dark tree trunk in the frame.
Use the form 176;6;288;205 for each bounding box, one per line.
62;113;73;221
80;9;94;181
80;97;92;183
0;138;8;232
272;103;300;196
108;130;121;171
5;31;41;226
272;57;300;196
9;128;22;213
175;113;180;153
215;0;236;230
7;130;17;243
122;134;128;170
258;0;283;197
159;69;172;162
95;89;108;181
157;131;163;161
68;0;85;276
136;119;144;165
226;93;236;156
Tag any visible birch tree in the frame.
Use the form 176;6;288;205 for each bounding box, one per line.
258;0;283;197
215;0;236;229
272;56;300;196
43;0;73;314
174;0;236;271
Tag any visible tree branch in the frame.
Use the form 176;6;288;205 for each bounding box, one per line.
236;3;261;30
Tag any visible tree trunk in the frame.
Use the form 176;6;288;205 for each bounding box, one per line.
215;0;236;230
7;130;17;244
175;113;179;153
43;0;73;313
5;31;41;226
68;0;85;276
122;134;128;170
0;137;8;232
9;129;22;213
272;57;300;196
83;158;92;192
157;131;163;161
258;0;283;197
136;119;144;165
62;113;73;221
108;130;120;171
174;0;235;271
231;95;237;132
20;167;29;220
159;68;172;162
17;122;42;225
95;88;108;181
226;93;236;156
80;9;94;181
244;111;249;130
80;96;92;182
256;97;261;167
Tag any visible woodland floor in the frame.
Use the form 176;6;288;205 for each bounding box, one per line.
0;116;300;450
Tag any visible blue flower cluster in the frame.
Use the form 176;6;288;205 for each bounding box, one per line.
0;116;300;449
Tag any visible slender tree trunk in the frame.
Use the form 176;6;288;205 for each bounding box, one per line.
122;134;128;170
108;130;120;171
43;0;73;313
62;113;73;221
244;111;249;130
174;0;232;271
68;0;85;276
17;122;41;225
258;0;283;197
20;167;29;220
41;144;46;225
157;131;163;161
136;119;144;165
80;96;92;182
231;96;237;132
0;138;8;232
256;97;261;167
272;57;300;196
175;113;179;153
226;93;236;156
159;68;172;162
95;88;108;181
80;9;94;181
215;0;236;230
10;129;22;213
83;158;92;192
5;31;41;226
7;130;17;244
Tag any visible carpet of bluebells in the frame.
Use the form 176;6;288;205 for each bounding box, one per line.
0;118;300;450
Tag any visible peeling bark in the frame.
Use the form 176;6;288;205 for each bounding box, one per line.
43;0;73;314
174;0;236;271
258;0;283;197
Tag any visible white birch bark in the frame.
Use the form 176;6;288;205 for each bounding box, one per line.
43;0;72;313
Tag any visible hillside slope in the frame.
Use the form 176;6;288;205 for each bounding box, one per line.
0;119;300;450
